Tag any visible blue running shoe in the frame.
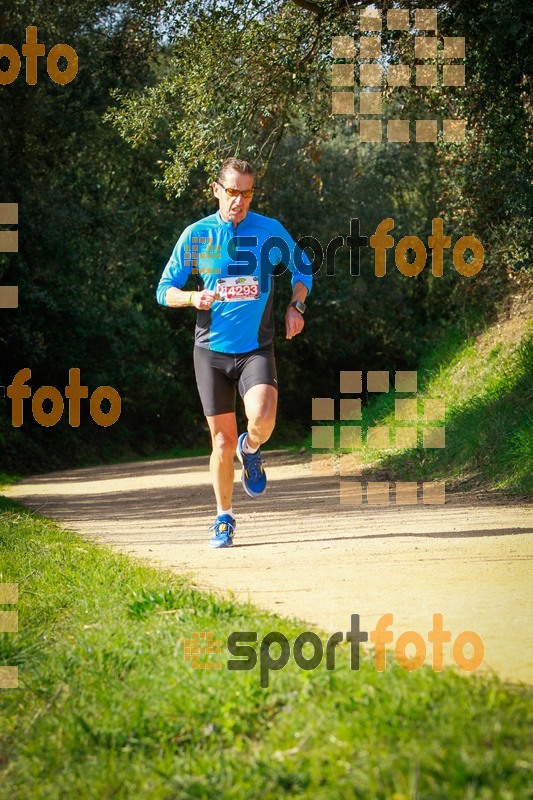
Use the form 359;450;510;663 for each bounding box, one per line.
236;432;267;497
208;514;236;548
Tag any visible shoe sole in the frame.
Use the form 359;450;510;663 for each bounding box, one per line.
209;539;234;548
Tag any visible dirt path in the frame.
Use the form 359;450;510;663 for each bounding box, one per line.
6;451;532;684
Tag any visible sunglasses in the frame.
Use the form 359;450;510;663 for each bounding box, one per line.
215;180;255;199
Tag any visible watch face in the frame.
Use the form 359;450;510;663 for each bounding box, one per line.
293;301;305;314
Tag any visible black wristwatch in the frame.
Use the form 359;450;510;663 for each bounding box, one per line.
289;300;306;315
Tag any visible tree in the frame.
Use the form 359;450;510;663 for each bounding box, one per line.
0;1;199;471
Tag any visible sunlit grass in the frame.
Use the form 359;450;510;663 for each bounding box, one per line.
363;325;532;492
306;319;532;493
0;498;531;799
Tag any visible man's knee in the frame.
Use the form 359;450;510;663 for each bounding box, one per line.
248;413;276;439
211;430;238;458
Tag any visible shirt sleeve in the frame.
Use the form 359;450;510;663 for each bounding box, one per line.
156;227;194;306
274;221;314;296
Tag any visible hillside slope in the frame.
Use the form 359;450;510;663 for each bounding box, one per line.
355;290;532;494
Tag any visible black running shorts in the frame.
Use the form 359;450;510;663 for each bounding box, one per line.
193;344;278;417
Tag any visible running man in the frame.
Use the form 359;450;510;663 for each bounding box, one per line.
156;158;312;547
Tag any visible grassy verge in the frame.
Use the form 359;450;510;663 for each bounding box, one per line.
1;498;531;799
306;319;532;494
370;326;532;492
0;473;21;491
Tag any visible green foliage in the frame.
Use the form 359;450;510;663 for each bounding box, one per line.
418;1;532;283
1;0;530;473
107;0;335;194
342;318;533;494
1;497;532;798
258;122;492;433
0;1;203;472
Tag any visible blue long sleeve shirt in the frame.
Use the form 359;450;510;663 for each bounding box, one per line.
156;210;313;354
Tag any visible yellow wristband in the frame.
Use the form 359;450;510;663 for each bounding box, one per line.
187;291;194;306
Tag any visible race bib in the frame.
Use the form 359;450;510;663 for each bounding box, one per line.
216;276;259;302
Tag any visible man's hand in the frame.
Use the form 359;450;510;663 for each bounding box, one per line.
285;307;305;340
192;289;218;310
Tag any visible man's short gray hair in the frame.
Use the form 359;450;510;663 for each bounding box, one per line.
217;158;255;183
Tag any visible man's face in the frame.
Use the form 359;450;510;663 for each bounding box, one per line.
212;169;254;225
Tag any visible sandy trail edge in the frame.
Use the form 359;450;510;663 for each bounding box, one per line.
6;451;533;684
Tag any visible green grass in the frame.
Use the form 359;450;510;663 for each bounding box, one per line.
1;498;531;799
307;320;533;494
0;473;21;491
369;325;532;492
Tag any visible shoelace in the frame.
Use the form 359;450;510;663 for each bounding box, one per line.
209;519;235;537
244;451;265;482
